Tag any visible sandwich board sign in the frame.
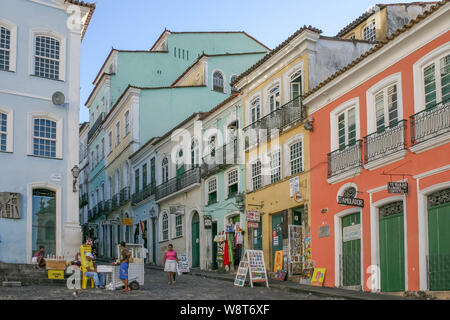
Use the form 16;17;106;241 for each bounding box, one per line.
234;250;269;288
178;254;190;273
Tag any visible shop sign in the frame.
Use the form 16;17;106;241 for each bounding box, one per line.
273;236;279;246
246;211;260;222
294;191;303;203
343;224;361;242
203;215;212;228
388;182;409;194
318;225;330;238
338;196;364;208
226;225;233;233
122;218;133;226
248;222;259;229
289;176;300;197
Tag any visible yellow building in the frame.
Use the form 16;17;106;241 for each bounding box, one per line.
233;26;375;274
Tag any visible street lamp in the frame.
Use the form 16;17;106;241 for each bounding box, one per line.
71;165;80;192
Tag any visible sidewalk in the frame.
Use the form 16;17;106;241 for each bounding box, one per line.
145;264;423;300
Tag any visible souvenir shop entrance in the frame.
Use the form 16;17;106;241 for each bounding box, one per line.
213;214;244;272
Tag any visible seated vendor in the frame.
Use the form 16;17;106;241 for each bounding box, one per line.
85;251;106;289
32;246;46;269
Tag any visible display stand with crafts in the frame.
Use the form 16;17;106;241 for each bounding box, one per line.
45;255;67;280
233;250;269;288
288;225;303;276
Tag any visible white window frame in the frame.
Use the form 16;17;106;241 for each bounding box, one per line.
366;73;403;135
0;105;13;152
212;69;225;93
29;28;66;81
174;214;183;238
269;149;282;184
283;62;304;104
0;19;17;72
225;167;240;199
329;98;361;152
205;176;218;205
161;157;169;183
27;112;62;159
264;79;281;115
363;20;376;42
284;134;305;178
250;97;261;124
413;42;450;113
160;212;169;242
250;159;262;192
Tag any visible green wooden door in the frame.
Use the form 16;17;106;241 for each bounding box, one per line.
192;213;200;268
342;213;361;287
253;222;263;250
272;213;284;271
428;189;450;291
292;207;303;226
379;201;405;292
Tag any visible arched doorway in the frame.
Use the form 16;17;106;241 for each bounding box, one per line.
191;211;200;268
32;189;56;257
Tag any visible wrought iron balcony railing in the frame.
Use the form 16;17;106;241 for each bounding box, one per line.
155;167;201;201
96;201;104;216
327;140;363;179
202;139;238;178
120;187;130;205
132;183;156;206
244;96;306;149
364;120;407;164
111;194;120;210
104;199;111;213
410;100;450;146
88;112;105;142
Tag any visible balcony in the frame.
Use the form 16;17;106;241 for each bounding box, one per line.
202;139;238;178
96;201;104;216
410;100;450;153
131;183;156;206
79;194;88;208
155;167;201;202
88;112;105;142
111;194;120;210
104;199;111;213
120;187;130;205
327;140;363;182
244;96;306;149
364;120;407;170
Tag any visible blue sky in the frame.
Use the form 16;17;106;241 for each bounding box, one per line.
79;0;436;123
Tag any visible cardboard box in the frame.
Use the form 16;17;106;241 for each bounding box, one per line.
46;260;67;270
48;270;64;279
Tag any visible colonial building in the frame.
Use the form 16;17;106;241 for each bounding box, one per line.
304;1;449;294
0;0;95;263
233;26;374;274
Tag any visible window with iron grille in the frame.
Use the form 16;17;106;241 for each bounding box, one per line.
0;112;7;151
0;26;11;71
175;214;183;237
227;169;239;198
423;54;450;109
162;213;168;241
33;118;56;158
271;151;281;183
252;161;262;190
213;71;224;92
34;36;60;80
290;141;303;175
207;177;217;205
363;20;376;42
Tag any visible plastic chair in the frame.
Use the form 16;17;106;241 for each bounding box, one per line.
80;245;95;289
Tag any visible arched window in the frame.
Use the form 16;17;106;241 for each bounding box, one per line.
191;138;199;167
34;35;61;80
162;157;169;183
161;213;169;241
251;98;261;123
213;71;224;92
268;85;281;112
33;118;57;158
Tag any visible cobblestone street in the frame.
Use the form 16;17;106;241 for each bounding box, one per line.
0;268;343;300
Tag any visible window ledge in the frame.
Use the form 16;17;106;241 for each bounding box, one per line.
27;154;63;160
0;150;13;154
364;150;408;171
30;74;64;82
409;132;450;154
0;69;15;73
327;167;362;185
171;235;183;240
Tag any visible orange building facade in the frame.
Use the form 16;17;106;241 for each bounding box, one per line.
304;2;450;294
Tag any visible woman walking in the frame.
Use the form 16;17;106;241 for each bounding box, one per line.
163;244;178;285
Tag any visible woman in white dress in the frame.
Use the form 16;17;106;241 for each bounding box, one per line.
163;244;178;285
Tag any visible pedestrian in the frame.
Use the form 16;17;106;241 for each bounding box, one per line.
163;244;178;285
118;241;131;292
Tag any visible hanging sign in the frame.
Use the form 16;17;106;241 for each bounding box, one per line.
388;182;408;194
289;176;300;197
246;211;260;222
122;218;132;226
248;222;259;229
318;225;330;238
234;250;269;288
343;224;361;242
294;191;303;203
203;215;212;228
338;196;364;208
